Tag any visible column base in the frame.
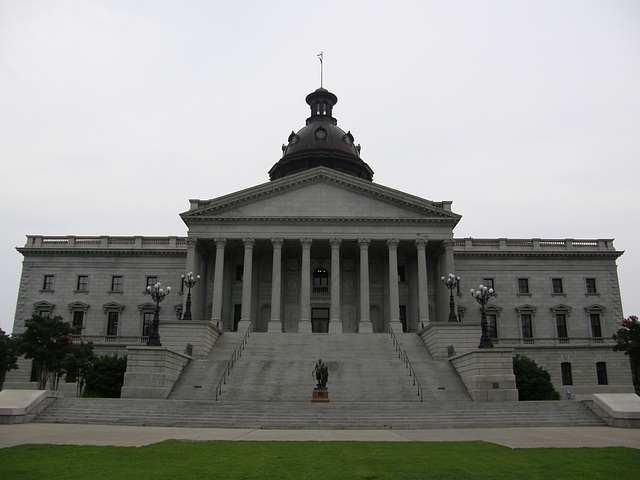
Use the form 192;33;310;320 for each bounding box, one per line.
358;321;373;333
328;321;343;334
267;320;282;333
389;321;404;334
298;320;312;333
237;320;252;332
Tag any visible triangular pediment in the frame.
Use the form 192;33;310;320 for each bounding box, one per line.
181;167;460;225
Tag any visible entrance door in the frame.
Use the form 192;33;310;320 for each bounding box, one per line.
311;308;329;333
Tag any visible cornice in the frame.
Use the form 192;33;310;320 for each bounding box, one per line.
17;248;187;257
185;216;458;226
453;250;623;259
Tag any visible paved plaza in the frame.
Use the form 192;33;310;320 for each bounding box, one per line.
2;423;640;449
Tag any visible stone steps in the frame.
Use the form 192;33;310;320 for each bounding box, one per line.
170;333;470;403
34;397;606;429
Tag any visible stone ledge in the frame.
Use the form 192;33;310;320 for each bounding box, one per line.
590;393;640;428
0;390;60;424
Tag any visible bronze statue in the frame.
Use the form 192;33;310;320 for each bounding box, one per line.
312;358;328;389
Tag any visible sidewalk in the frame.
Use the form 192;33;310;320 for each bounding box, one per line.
2;423;640;449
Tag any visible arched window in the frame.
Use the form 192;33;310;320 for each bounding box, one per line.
313;267;329;293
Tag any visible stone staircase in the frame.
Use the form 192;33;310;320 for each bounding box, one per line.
31;332;607;429
33;398;606;429
169;332;468;403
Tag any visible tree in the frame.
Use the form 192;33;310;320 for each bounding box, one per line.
64;341;96;397
84;354;127;398
612;315;640;394
513;354;561;401
0;328;19;390
16;314;74;390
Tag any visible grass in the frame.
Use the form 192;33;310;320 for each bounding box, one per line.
1;440;639;480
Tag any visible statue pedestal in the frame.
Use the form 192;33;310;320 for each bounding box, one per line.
311;388;330;403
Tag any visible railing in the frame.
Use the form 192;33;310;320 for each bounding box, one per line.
215;326;251;401
388;327;423;402
491;337;612;347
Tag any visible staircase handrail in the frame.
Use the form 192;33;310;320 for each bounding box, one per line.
215;326;251;401
388;326;424;402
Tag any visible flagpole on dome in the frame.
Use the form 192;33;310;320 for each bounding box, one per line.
317;51;323;88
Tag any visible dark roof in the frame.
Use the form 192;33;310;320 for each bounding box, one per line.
268;88;374;181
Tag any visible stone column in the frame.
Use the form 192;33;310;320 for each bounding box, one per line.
237;237;255;331
210;238;226;328
358;238;373;333
329;238;342;333
441;239;456;322
183;238;198;320
268;238;283;333
415;238;430;328
299;238;313;333
387;238;403;333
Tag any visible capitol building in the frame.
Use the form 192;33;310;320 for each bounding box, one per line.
9;86;634;400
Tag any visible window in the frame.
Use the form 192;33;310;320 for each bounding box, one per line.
146;276;158;289
552;278;564;294
596;362;608;385
517;278;530;295
483;278;495;292
142;312;154;337
42;275;55;291
106;312;119;336
586;278;597;294
235;265;243;282
521;314;533;339
313;267;328;286
561;362;573;385
487;314;497;338
590;313;602;338
556;314;568;338
76;275;89;291
398;266;406;283
111;276;123;292
72;311;84;332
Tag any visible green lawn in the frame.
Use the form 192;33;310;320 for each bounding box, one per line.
1;440;639;480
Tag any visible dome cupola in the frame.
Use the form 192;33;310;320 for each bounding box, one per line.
268;88;374;181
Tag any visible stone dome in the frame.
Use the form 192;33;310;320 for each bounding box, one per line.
268;88;374;181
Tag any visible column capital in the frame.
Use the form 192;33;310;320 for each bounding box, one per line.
386;238;400;249
242;237;255;247
443;238;455;248
329;238;342;248
358;238;371;249
187;237;198;247
415;238;428;249
271;237;284;248
214;237;227;248
300;238;313;247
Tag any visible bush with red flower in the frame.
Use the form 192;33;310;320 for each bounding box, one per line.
612;315;640;394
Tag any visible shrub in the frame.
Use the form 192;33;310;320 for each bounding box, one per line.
513;355;561;401
0;328;19;390
84;354;127;398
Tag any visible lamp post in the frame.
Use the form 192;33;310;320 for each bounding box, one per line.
146;282;171;347
441;273;461;322
181;272;200;321
470;284;494;349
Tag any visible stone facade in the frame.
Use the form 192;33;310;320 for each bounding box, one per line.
7;87;635;399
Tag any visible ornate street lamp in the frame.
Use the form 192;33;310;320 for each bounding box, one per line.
470;284;494;349
441;273;461;322
146;282;171;347
181;272;200;321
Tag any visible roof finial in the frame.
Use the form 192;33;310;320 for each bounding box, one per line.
317;51;323;88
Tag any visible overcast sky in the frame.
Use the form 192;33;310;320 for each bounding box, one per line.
1;0;639;334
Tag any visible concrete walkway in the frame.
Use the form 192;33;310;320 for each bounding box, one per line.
1;423;640;449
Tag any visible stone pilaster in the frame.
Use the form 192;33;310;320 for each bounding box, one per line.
268;238;283;333
299;238;313;333
329;238;342;333
238;237;255;331
358;238;373;333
